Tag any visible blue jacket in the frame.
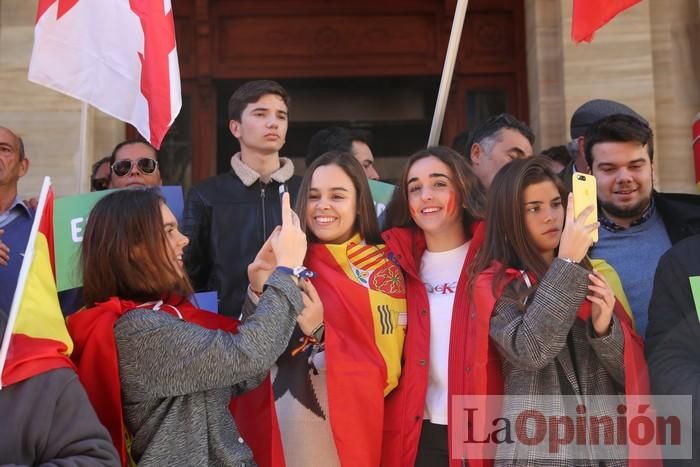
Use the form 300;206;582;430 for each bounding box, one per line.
0;202;33;313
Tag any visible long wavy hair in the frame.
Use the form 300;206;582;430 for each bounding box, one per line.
468;156;586;302
81;188;192;306
384;146;485;234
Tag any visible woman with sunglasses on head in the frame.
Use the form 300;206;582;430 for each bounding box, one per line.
469;157;652;466
238;152;406;467
66;188;309;467
90;156;111;191
108;140;162;189
381;146;488;467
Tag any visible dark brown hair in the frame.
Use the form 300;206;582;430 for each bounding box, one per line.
468;156;585;301
540;145;572;168
467;113;535;164
385;146;485;233
228;80;290;121
584;114;654;167
295;151;382;245
81;188;192;306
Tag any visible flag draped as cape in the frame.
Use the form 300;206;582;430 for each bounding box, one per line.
471;263;660;465
67;295;239;467
233;235;406;466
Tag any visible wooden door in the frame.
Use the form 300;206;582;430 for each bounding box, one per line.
157;0;529;184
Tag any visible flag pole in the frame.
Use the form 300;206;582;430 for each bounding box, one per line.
77;102;90;193
428;0;469;146
0;177;51;388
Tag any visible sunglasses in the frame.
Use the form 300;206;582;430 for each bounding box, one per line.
111;158;159;177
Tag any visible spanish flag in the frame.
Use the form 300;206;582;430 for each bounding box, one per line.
233;234;406;467
0;177;74;388
307;236;406;465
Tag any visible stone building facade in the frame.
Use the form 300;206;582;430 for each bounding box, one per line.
1;0;698;196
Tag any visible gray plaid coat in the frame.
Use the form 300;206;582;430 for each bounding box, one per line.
490;259;627;467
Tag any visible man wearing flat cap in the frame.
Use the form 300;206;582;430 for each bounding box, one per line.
577;108;700;338
560;98;647;191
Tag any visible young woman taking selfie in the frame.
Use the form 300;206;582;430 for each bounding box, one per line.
469;157;653;466
67;188;308;467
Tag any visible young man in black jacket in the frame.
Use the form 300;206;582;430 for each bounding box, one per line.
182;80;301;317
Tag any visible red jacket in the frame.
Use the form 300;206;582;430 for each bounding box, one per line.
381;222;498;467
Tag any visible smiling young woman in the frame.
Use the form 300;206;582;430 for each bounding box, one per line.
381;146;487;467
239;151;406;467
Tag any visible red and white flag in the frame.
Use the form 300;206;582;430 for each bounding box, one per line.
28;0;181;149
572;0;641;43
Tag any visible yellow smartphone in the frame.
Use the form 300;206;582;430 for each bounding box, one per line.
571;172;598;243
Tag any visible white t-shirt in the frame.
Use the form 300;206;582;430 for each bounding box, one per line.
420;241;469;425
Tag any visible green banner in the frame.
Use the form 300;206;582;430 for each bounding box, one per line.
54;190;112;291
369;179;396;218
690;276;700;323
53;186;184;291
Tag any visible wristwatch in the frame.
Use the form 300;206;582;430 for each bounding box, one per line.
275;265;316;280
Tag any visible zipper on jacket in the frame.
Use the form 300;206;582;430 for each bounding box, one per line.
260;183;267;238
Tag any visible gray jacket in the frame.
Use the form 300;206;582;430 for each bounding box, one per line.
490;259;626;467
0;368;120;467
114;271;303;467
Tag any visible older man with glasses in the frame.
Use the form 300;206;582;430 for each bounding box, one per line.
108;140;162;189
466;113;535;190
0;126;33;315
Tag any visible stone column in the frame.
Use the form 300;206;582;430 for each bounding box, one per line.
558;0;657;143
649;0;700;192
525;0;567;152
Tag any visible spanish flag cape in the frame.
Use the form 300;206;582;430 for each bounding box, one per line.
233;234;406;467
0;177;74;389
67;295;240;467
472;263;660;466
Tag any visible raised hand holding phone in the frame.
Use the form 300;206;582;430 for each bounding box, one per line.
558;193;598;263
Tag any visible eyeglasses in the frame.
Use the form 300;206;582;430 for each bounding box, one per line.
111;158;159;177
91;177;110;191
